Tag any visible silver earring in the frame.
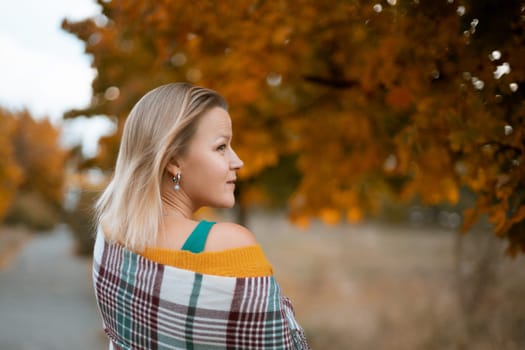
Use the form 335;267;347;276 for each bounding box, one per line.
172;173;181;191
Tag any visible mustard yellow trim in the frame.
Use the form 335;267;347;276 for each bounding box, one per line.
141;245;273;278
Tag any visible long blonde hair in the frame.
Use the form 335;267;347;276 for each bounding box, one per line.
96;83;227;251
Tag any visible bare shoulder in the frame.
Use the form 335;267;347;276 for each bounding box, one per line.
206;222;258;251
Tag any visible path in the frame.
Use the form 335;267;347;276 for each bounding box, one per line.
0;224;107;350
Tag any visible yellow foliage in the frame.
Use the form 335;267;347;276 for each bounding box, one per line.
489;208;508;235
12;112;67;207
442;178;459;205
386;87;413;110
239;186;269;207
319;208;340;225
272;26;292;45
346;207;363;224
0;108;67;223
461;208;479;233
61;0;525;252
468;169;488;192
0;110;23;220
290;214;310;230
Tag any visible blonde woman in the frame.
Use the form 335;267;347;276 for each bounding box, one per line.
93;83;309;349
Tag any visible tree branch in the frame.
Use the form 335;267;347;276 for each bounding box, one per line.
302;74;360;89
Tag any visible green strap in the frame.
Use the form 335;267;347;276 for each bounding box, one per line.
181;220;216;253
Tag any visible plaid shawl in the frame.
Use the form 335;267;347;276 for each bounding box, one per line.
93;230;310;349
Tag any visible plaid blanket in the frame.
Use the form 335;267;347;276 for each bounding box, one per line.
93;230;310;349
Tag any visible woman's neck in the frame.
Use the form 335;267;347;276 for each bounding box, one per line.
161;187;195;219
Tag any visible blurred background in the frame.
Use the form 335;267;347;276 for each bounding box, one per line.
1;0;524;349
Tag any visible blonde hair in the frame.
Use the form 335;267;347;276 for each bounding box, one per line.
96;82;227;252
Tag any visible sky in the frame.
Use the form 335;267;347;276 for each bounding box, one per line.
0;0;114;156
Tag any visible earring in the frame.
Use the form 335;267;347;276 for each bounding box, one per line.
172;173;182;191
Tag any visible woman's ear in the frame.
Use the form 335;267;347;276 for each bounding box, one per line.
166;158;181;177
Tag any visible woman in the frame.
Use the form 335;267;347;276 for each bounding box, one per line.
92;83;309;349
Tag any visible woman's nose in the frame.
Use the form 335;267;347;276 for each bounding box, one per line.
230;149;243;170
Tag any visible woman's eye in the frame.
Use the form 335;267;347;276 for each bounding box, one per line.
217;144;227;152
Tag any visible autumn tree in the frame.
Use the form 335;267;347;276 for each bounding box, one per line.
63;0;525;253
0;108;68;229
0;109;23;221
10;111;67;208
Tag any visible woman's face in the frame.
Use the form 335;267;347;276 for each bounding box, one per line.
175;107;243;209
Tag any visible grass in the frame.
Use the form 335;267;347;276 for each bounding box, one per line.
243;210;525;350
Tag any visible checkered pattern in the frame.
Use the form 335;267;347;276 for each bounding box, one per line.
93;230;310;349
